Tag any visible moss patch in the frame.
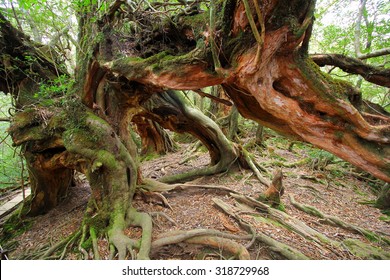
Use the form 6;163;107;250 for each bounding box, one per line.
343;239;390;260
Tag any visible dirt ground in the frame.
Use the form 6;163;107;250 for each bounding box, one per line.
2;129;390;260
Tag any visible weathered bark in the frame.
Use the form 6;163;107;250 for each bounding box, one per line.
260;169;284;206
133;117;177;155
24;152;73;215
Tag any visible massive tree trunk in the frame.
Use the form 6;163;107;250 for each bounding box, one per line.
102;0;389;182
1;0;390;260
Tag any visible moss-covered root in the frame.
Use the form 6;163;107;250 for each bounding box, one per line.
240;147;270;187
41;229;81;260
107;207;153;260
230;193;339;248
126;208;153;260
342;239;390;260
152;229;251;260
289;194;390;245
186;235;250;260
212;198;310;260
108;210;139;260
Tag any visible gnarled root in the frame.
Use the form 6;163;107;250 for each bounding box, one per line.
152;229;250;260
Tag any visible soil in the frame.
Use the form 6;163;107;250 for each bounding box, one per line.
2;129;390;260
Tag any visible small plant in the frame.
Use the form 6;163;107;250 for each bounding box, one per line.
34;75;74;100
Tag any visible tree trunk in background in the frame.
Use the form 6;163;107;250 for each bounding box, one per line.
376;184;390;209
133;117;177;155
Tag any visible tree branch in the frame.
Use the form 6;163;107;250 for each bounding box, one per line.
311;53;390;88
192;89;233;106
358;47;390;60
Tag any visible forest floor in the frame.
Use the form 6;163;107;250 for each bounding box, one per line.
1;128;390;260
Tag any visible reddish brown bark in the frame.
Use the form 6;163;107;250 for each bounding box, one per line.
102;0;390;182
133;116;176;155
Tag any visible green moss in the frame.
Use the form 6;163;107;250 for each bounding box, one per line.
81;237;92;250
379;215;390;223
141;153;159;162
343;238;390;259
277;203;286;212
0;201;33;244
334;130;344;140
253;215;284;228
96;150;117;170
180;12;208;34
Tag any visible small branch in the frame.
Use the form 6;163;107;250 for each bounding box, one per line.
150;212;178;226
48;26;71;47
0;117;10;122
251;0;265;64
209;0;222;72
242;0;262;68
358;47;390;60
192;89;232;106
10;0;23;32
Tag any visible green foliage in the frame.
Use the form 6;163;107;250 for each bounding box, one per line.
312;0;390;106
307;149;336;163
0;200;33;243
0;96;28;189
35;74;74;101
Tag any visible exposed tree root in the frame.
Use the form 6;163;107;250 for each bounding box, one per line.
141;178;239;194
289;194;390;245
79;225;89;260
150;212;178;227
108;207;153;260
186;235;250;260
139;189;173;209
152;229;250;260
230;193;340;249
342;239;390;260
89;227;100;260
240;148;270;187
125;208;153;260
212;198;309;260
41;230;81;260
